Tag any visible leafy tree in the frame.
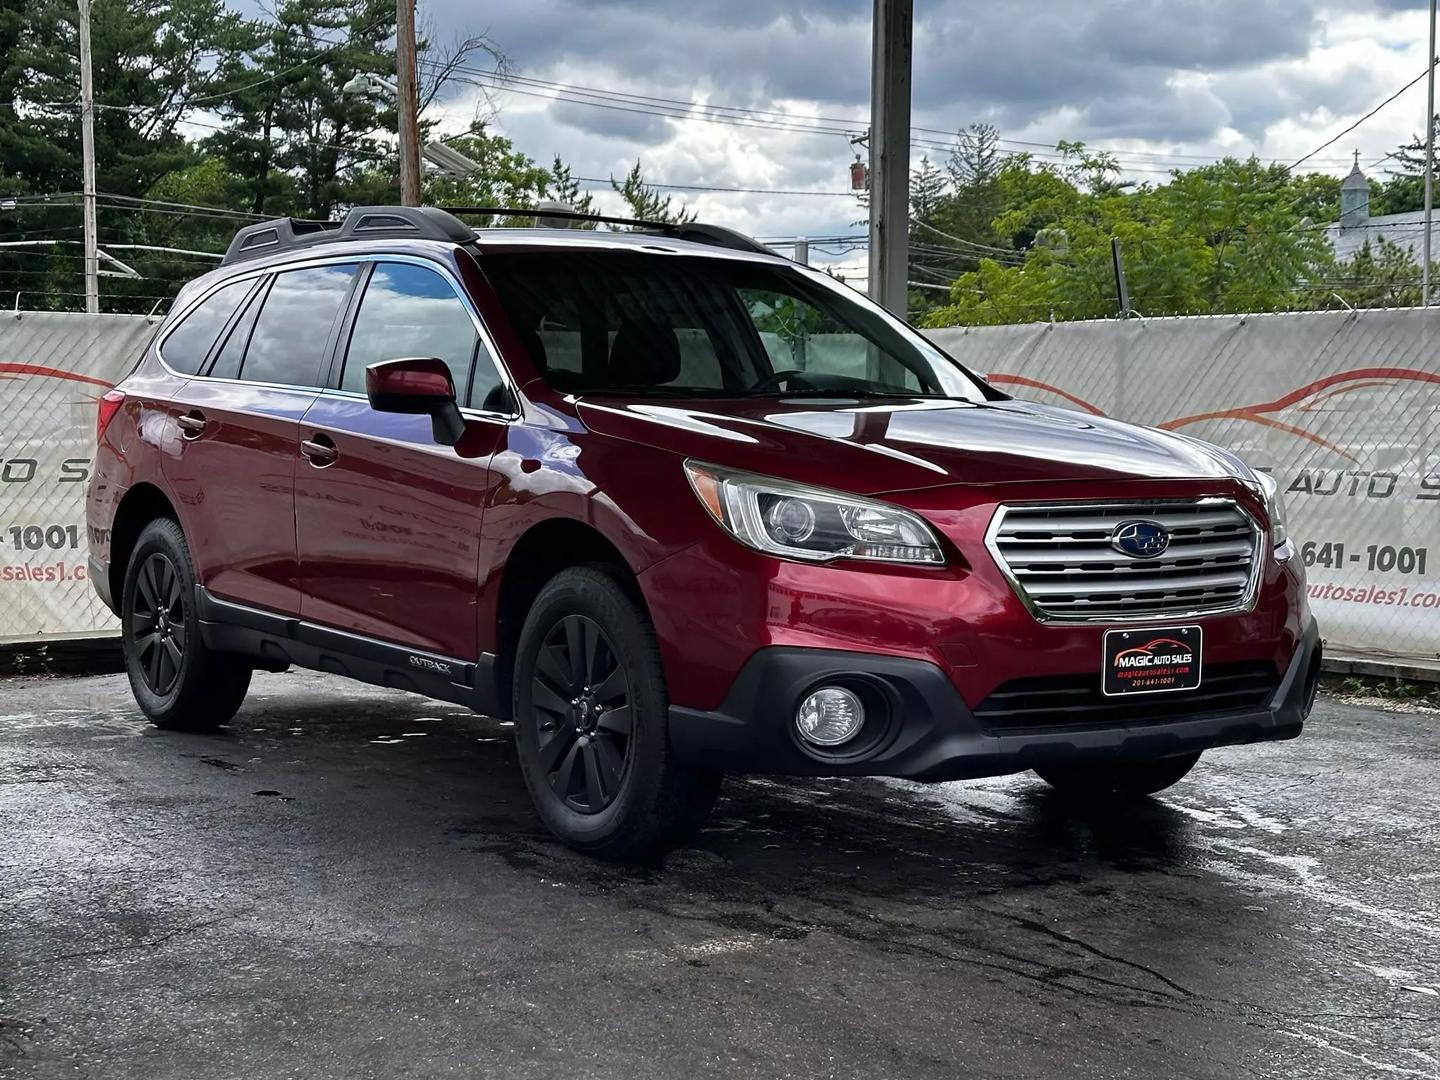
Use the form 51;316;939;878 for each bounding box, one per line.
1325;236;1425;309
922;154;1332;326
419;123;551;223
548;157;597;217
0;0;253;308
610;160;694;225
909;155;947;220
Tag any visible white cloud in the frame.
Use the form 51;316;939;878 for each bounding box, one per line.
416;1;1438;240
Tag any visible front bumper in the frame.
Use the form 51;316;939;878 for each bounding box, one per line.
669;615;1320;781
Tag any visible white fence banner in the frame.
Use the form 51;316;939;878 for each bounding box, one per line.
927;310;1440;663
2;309;1437;664
0;312;154;643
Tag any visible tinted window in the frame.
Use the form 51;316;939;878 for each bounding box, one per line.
482;252;990;401
240;264;357;387
340;263;493;403
738;288;920;390
208;283;262;380
161;279;252;374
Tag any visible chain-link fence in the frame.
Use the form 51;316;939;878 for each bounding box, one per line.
0;312;156;643
5;308;1437;667
926;309;1440;666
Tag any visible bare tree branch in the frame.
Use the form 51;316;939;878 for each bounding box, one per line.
417;27;505;117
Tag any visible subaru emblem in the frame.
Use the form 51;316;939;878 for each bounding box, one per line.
1111;520;1171;559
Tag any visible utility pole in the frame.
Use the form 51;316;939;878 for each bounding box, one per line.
867;0;912;316
794;237;809;265
1424;0;1436;306
78;0;98;314
395;0;421;207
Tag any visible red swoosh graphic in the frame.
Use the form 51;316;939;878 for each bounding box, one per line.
995;366;1437;462
0;362;115;389
989;374;1105;415
1119;638;1192;657
1161;367;1440;431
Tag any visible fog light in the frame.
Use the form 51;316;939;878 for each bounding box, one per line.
796;686;865;746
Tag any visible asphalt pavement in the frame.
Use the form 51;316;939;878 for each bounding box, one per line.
1;670;1437;1080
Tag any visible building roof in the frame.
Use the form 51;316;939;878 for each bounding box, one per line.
1324;209;1436;261
1341;158;1369;192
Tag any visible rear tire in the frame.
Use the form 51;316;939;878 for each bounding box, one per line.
121;518;251;732
1033;752;1201;799
512;566;721;860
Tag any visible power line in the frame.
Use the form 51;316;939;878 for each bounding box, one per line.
431;59;1364;172
1288;67;1432;172
571;175;852;198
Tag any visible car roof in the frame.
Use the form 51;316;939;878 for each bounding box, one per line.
469;227;790;264
174;223;796;313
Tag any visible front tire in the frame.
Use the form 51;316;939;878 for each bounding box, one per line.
1033;752;1201;799
121;518;251;731
512;566;721;860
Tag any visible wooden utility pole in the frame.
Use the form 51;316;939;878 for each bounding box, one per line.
867;0;912;316
395;0;421;206
1424;0;1436;305
78;0;98;313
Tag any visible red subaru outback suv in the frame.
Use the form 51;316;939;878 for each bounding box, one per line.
87;205;1320;859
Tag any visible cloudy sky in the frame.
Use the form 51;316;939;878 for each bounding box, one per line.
417;0;1436;278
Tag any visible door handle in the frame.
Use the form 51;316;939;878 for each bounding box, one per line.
177;411;206;439
300;435;338;468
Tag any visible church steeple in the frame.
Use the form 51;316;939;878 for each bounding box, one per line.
1340;150;1370;228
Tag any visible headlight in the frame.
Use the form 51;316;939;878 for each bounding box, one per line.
1251;470;1289;548
684;461;945;566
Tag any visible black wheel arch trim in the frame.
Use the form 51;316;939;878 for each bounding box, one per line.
194;586;501;714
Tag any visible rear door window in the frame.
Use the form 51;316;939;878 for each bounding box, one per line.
239;263;357;387
160;278;253;374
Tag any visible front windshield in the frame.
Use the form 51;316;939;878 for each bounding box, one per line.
480;250;996;401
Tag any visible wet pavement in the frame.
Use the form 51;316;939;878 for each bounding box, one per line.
1;670;1437;1080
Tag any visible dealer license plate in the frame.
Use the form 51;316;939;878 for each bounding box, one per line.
1102;625;1203;696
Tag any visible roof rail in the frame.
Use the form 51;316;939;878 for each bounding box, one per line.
665;223;774;256
441;205;777;258
220;205;475;266
443;205;675;231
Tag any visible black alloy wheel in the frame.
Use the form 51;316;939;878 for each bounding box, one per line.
128;552;187;696
530;614;635;814
120;517;252;731
511;565;722;859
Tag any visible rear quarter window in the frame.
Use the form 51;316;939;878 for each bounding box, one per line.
159;278;253;374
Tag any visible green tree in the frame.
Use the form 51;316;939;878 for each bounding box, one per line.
610;160;694;225
548;156;597;220
419;123;551;222
1325;236;1424;309
0;0;253;308
909;155;947;220
922;153;1334;327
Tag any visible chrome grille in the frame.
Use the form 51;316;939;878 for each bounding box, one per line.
986;500;1262;622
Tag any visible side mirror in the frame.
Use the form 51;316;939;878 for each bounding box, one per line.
366;357;466;446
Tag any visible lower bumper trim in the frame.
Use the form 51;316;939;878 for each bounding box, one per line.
668;617;1320;781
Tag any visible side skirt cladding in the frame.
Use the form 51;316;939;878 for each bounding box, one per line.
195;587;503;716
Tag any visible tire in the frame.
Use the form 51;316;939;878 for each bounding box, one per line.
1033;752;1202;799
120;518;251;731
512;566;721;860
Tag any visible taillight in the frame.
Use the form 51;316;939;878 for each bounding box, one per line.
96;389;125;444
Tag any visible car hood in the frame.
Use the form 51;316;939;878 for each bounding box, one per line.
575;395;1253;495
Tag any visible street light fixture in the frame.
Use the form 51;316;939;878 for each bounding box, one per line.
342;71;483;180
342;72;397;99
